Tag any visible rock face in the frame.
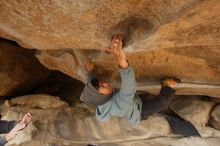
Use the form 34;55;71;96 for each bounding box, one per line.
0;0;219;51
170;96;214;126
0;0;219;97
0;1;219;145
103;137;220;146
10;94;69;109
1;105;220;146
0;39;50;96
210;104;220;130
1;106;171;145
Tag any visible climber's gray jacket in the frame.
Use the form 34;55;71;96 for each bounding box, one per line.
81;65;142;125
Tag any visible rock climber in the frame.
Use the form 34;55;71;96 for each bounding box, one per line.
80;33;199;136
80;33;200;136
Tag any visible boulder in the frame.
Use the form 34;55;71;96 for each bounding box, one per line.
0;1;219;145
210;104;220;130
2;107;171;145
1;106;220;146
170;96;214;126
0;0;219;97
10;94;69;109
101;137;220;146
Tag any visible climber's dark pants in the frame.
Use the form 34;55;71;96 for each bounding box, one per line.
141;86;175;120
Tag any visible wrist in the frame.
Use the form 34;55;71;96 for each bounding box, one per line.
116;55;126;62
118;59;129;69
5;134;10;141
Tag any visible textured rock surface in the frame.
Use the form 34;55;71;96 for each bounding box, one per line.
0;0;220;97
2;107;171;145
210;104;220;130
103;137;220;146
170;96;214;125
1;105;220;146
0;0;219;50
9;137;220;146
10;94;69;109
36;50;87;82
0;0;219;99
0;39;50;96
0;1;219;145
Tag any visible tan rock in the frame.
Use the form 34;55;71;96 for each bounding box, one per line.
194;125;220;137
210;104;220;130
2;107;220;146
0;0;218;50
35;50;87;82
102;137;220;146
170;96;215;126
0;0;219;97
4;107;171;145
0;39;50;96
0;104;9;116
0;1;219;145
10;94;69;109
3;100;10;107
12;137;220;146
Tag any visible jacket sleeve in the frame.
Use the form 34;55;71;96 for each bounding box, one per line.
87;71;94;82
0;137;7;146
0;120;17;134
116;65;137;108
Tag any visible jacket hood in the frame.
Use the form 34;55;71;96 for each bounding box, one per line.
80;81;112;107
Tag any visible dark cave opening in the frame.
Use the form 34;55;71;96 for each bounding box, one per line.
0;37;84;106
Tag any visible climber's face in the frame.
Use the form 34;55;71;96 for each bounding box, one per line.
98;81;113;95
91;79;113;95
